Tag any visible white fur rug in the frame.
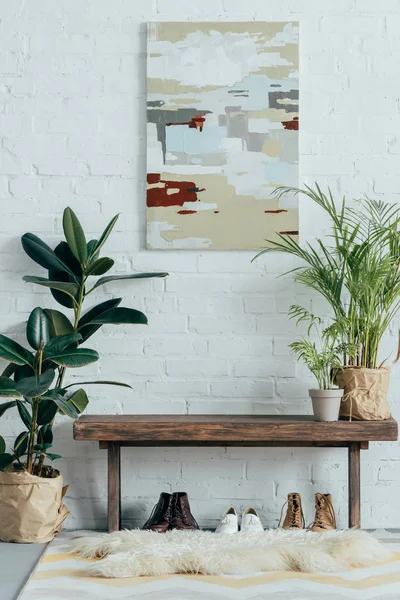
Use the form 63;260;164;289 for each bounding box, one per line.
69;528;392;578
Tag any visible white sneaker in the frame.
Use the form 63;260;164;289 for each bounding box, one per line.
241;508;264;533
215;507;238;534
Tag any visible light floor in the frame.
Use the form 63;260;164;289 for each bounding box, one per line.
3;531;400;600
0;541;46;600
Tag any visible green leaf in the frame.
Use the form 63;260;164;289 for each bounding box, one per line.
91;272;168;290
44;309;74;337
90;215;119;258
14;432;28;457
77;298;122;343
17;400;32;428
0;377;23;398
87;239;99;259
54;241;82;276
13;364;35;382
21;233;75;277
89;307;148;325
38;424;53;445
64;380;132;390
63;207;87;264
67;388;89;413
34;443;52;452
46;453;62;461
0;400;17;416
48;270;76;309
1;363;16;378
46;348;99;368
0;334;34;367
37;400;58;425
0;453;14;471
44;334;82;357
26;307;51;350
45;392;79;418
15;370;55;398
78;298;122;328
85;257;114;277
23;277;79;302
0;435;5;454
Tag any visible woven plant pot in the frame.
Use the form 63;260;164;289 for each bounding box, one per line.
336;366;391;421
0;469;69;543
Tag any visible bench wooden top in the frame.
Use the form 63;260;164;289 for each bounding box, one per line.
73;414;398;444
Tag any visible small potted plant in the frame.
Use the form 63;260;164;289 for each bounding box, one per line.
288;307;344;422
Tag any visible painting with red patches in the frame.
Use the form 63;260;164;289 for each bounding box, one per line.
146;22;299;249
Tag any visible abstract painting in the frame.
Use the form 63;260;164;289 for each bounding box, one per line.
146;22;299;250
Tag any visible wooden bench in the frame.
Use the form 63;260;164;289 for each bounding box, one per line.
73;414;398;533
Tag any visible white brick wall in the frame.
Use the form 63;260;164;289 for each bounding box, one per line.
0;0;400;530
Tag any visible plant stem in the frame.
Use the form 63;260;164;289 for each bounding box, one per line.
26;399;38;474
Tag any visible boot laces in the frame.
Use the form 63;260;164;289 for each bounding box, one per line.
174;498;199;528
309;494;335;530
278;497;304;528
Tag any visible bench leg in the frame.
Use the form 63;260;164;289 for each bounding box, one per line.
107;442;121;533
348;442;361;529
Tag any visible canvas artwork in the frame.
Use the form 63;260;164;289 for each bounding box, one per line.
146;22;299;250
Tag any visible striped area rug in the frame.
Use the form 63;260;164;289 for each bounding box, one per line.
19;530;400;600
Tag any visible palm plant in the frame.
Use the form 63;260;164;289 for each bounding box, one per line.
0;208;167;475
288;307;344;389
254;185;400;369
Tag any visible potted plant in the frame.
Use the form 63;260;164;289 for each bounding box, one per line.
254;185;400;420
288;307;344;421
0;208;167;542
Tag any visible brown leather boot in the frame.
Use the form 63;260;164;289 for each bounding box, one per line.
278;492;305;529
309;493;336;533
170;492;199;531
142;492;172;532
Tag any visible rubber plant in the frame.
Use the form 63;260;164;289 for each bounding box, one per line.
0;208;168;474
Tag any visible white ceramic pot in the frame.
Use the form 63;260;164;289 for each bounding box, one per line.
309;388;344;422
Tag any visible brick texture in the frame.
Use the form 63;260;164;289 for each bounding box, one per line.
0;0;399;530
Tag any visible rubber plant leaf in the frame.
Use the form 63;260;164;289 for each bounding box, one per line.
63;207;88;264
14;432;28;457
67;388;89;413
37;400;58;426
0;334;34;367
15;370;55;398
91;272;168;290
0;377;23;398
77;298;122;343
90;215;119;258
1;363;16;378
16;400;32;428
0;400;18;416
45;348;99;368
26;307;51;350
63;380;132;390
0;435;5;454
0;453;14;471
21;233;75;276
23;276;79;302
44;333;82;357
43;309;74;337
89;307;147;325
45;392;79;419
85;257;114;277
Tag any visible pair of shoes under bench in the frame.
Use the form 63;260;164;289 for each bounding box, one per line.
216;507;263;534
